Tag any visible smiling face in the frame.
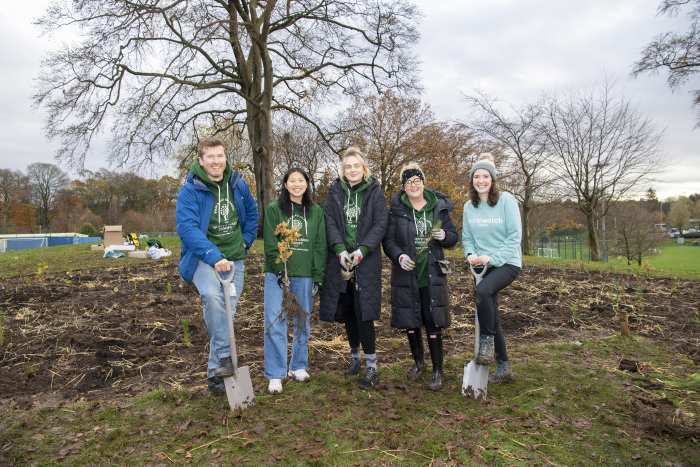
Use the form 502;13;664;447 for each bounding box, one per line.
198;145;227;181
404;175;424;201
285;171;308;203
344;156;365;186
472;168;492;199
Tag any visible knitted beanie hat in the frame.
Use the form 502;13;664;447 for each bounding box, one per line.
470;153;497;181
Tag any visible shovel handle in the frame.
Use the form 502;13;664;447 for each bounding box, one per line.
214;261;238;371
470;264;487;285
470;265;487;357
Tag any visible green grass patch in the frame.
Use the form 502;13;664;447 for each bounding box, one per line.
2;338;698;466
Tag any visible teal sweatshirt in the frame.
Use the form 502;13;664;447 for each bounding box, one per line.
462;192;522;268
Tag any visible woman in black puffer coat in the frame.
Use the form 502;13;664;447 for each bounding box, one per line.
382;163;458;390
319;147;388;390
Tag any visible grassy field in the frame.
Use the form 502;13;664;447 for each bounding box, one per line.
1;337;699;466
0;238;266;280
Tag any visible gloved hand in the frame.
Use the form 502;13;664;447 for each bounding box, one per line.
339;251;351;269
399;254;415;271
312;282;323;296
276;271;289;288
349;249;363;269
430;228;445;241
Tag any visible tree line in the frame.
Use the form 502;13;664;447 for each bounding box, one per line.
0;165;179;235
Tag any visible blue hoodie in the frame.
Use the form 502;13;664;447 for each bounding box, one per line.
176;167;259;283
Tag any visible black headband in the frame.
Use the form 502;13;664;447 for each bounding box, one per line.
401;168;425;185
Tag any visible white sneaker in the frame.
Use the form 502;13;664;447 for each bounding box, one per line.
287;368;311;382
268;378;283;395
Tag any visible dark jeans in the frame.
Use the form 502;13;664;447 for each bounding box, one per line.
474;264;520;362
339;281;376;354
418;287;441;335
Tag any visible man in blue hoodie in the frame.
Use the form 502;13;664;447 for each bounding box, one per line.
176;137;258;395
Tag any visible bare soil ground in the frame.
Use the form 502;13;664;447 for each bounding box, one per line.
1;254;698;408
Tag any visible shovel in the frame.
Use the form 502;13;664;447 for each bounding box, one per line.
215;261;256;412
462;265;489;401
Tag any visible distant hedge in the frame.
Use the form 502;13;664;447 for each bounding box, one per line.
681;232;700;239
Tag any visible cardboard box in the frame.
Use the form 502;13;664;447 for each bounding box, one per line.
91;245;104;251
102;225;124;247
128;251;151;259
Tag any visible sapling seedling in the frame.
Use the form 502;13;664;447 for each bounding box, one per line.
0;309;4;345
166;283;172;300
181;319;191;345
670;275;678;299
637;286;645;311
558;277;564;301
413;220;442;262
267;221;307;342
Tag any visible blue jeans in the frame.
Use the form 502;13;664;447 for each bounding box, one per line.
263;272;312;379
193;259;245;378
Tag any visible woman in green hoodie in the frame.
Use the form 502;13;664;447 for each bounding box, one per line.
263;168;327;395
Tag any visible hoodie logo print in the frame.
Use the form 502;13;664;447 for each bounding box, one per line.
291;217;303;230
346;206;358;222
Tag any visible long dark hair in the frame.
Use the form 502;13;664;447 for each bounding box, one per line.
469;181;500;208
279;167;312;218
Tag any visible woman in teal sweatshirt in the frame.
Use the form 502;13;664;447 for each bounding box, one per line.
462;153;522;385
263;168;327;395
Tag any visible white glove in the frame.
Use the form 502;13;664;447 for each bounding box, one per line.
399;254;415;271
339;251;351;269
349;249;363;269
430;228;445;241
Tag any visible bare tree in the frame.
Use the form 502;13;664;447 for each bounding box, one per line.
26;163;70;228
272;115;334;197
611;201;665;265
632;0;700;127
340;91;433;198
462;90;553;256
541;78;665;261
0;169;30;233
33;1;421;234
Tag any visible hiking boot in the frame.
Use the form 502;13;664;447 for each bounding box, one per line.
475;334;496;365
489;360;515;385
208;376;225;395
406;329;426;381
214;356;234;377
358;367;379;389
427;335;444;391
268;378;283;395
288;368;311;382
345;357;362;377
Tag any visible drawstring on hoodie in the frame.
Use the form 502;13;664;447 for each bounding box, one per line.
290;203;308;236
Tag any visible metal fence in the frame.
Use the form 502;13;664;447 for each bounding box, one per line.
531;229;599;261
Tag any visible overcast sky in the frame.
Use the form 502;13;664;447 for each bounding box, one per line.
1;0;697;200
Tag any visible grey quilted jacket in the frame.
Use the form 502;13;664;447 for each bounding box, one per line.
382;189;458;329
319;178;388;323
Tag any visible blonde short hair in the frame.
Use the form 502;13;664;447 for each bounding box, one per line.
341;147;371;181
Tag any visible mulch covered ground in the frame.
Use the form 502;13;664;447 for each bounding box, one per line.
0;254;698;407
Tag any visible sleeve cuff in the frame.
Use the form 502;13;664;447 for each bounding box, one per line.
359;246;371;257
333;243;347;256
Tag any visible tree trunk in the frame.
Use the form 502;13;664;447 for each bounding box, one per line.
247;106;276;238
521;183;531;256
585;211;601;261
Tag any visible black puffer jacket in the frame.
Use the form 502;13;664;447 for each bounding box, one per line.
382;189;458;329
319;178;388;323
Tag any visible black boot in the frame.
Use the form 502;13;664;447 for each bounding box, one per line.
406;329;426;381
427;334;444;391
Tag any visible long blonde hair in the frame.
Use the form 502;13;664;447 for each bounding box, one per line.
340;147;371;181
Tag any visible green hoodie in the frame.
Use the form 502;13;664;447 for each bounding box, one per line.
263;201;327;282
401;189;438;288
190;161;246;262
333;178;371;258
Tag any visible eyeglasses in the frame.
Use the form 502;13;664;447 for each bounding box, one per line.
404;179;423;187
